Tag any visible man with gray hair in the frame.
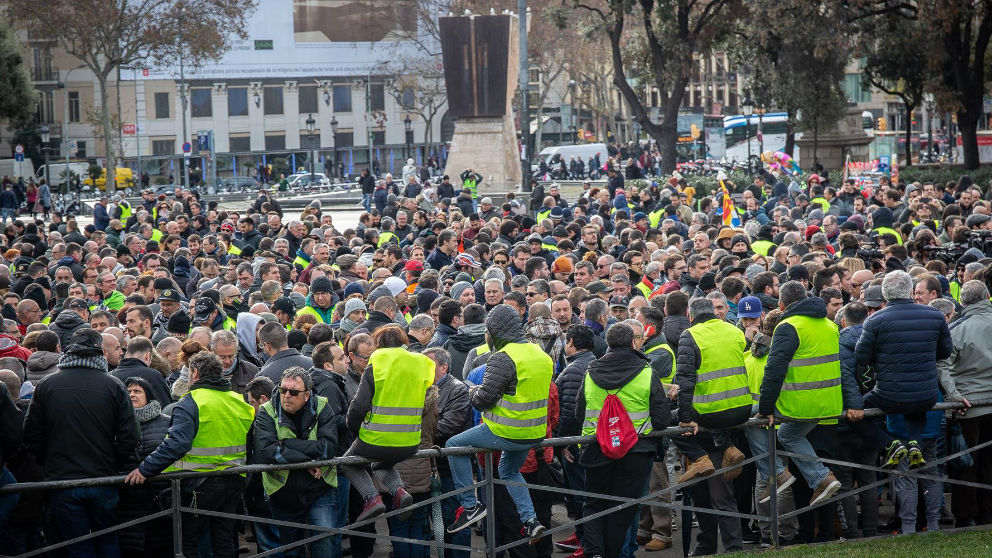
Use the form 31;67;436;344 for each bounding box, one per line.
938;280;992;527
856;270;952;471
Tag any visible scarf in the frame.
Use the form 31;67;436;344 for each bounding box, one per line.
134;400;162;424
58;353;109;373
339;316;361;334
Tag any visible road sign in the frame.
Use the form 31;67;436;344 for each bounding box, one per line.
70;141;78;156
182;142;191;153
197;134;209;152
122;124;136;135
14;153;24;162
14;144;24;155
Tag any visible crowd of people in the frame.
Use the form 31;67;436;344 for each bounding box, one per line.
0;158;991;558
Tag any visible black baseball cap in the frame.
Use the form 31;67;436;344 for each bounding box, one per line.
192;298;218;323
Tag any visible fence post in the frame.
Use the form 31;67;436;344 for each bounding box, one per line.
767;425;779;547
485;451;496;558
171;479;184;558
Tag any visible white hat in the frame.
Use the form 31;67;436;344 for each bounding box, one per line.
384;276;407;296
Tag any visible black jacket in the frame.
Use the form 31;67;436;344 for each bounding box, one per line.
111;357;173;407
253;388;338;510
573;348;669;467
443;324;486;381
434;373;470;476
556;350;595;437
428;323;458;348
24;356;140;480
310;366;352;455
662;315;690;350
362;310;396;335
48;310;89;350
258;349;313;384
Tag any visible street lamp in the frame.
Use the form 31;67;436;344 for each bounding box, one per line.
305;113;316;187
39;124;51;186
403;114;413;160
741;95;755;173
568;79;576;145
330;116;339;180
924;93;935;161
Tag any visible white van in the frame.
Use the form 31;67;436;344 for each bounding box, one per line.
0;158;36;180
36;162;90;187
532;143;608;173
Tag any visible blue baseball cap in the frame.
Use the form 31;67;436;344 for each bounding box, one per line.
738;296;763;319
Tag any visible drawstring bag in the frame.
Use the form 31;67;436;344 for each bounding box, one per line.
596;392;638;459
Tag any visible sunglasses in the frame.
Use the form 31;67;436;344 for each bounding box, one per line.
279;387;307;397
494;260;508;265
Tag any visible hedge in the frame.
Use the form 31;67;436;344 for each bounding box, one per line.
896;165;992;191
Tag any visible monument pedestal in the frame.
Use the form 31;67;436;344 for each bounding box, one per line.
796;107;874;170
443;114;522;195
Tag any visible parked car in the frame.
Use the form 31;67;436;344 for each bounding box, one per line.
289;173;330;189
221;176;260;193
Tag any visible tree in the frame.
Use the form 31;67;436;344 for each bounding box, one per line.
0;18;37;134
856;13;929;166
563;0;737;173
8;0;256;176
923;0;992;170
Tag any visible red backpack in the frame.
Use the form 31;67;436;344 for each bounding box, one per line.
596;392;639;459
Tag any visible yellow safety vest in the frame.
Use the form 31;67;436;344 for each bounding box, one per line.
117;201;132;221
150;229;163;243
378;231;398;248
872;226;903;245
164;387;254;474
358;347;435;447
687;319;752;415
751;239;775;257
772;315;842;420
644;340;676;383
648;208;666;229
260;396;336;496
581;365;653;436
481;342;552;440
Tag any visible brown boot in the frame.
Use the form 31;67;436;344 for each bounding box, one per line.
643;539;672;551
722;446;746;481
677;454;715;484
810;472;842;506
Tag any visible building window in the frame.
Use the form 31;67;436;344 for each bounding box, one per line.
229;135;250;152
300;132;320;149
154;92;170;119
190;88;212;117
68;91;80;123
299;85;318;114
333;85;352;112
152;139;174;156
263;87;283;115
401;87;415;109
228;87;248;116
75;141;86;158
264;134;285;151
370;130;385;146
334;132;354;147
371;83;385;111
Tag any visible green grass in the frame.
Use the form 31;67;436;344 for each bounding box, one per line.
727;528;992;558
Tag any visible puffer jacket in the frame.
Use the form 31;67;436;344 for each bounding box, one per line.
434;373;470;477
555;350;595;437
855;299;952;404
393;386;438;495
443;323;486;381
26;350;59;384
662;315;690;350
838;324;866;409
48;310;89;350
118;400;172;557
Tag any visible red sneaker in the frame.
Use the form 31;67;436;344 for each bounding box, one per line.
568;548;586;558
356;494;385;522
555;533;580;552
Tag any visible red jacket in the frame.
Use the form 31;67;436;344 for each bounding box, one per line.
0;334;32;362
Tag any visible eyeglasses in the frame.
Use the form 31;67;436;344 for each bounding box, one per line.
373;259;383;263
494;259;508;265
526;291;539;297
353;353;372;361
278;387;307;397
597;264;609;269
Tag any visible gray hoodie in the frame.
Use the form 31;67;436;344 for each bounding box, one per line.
26;350;60;384
938;300;992;418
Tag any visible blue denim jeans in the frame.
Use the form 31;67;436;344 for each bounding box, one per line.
746;418;830;489
445;423;537;523
387;492;430;557
270;488;341;558
252;520;282;557
362;193;371;212
440;475;471;558
0;208;13;224
49;486;121;558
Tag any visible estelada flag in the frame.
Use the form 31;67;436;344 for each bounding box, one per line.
720;180;740;227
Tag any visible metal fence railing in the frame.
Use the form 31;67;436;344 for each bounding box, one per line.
2;399;990;557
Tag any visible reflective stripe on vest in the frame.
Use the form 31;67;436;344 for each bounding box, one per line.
688;319;752;414
743;350;767;402
773;315;842;420
164;388;254;474
223;316;236;331
260;396;337;496
117;201;132;221
378;231;398;247
358;347;434;447
481;342;553;440
293;255;309;268
636;282;652;299
644;341;676;383
751;239;774;257
464;178;477;197
581;366;653;436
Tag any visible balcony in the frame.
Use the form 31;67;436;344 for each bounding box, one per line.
32;66;58;83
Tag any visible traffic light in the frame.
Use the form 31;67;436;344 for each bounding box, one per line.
877;117;887;131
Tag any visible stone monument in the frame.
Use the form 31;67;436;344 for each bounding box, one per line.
796;107;874;170
439;14;522;195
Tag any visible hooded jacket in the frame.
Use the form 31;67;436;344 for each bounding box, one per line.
443;323;487;381
573;347;669;468
309;366;352;454
938;300;992;418
111;357;173;407
555;349;596;438
0;334;32;362
48;310;90;350
236;312;265;367
26;350;59;384
854;298;952;405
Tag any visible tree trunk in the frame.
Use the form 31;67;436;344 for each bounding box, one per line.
904;102;914;166
784;109;796;155
959;109;980;170
96;71;116;180
656;102;679;174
